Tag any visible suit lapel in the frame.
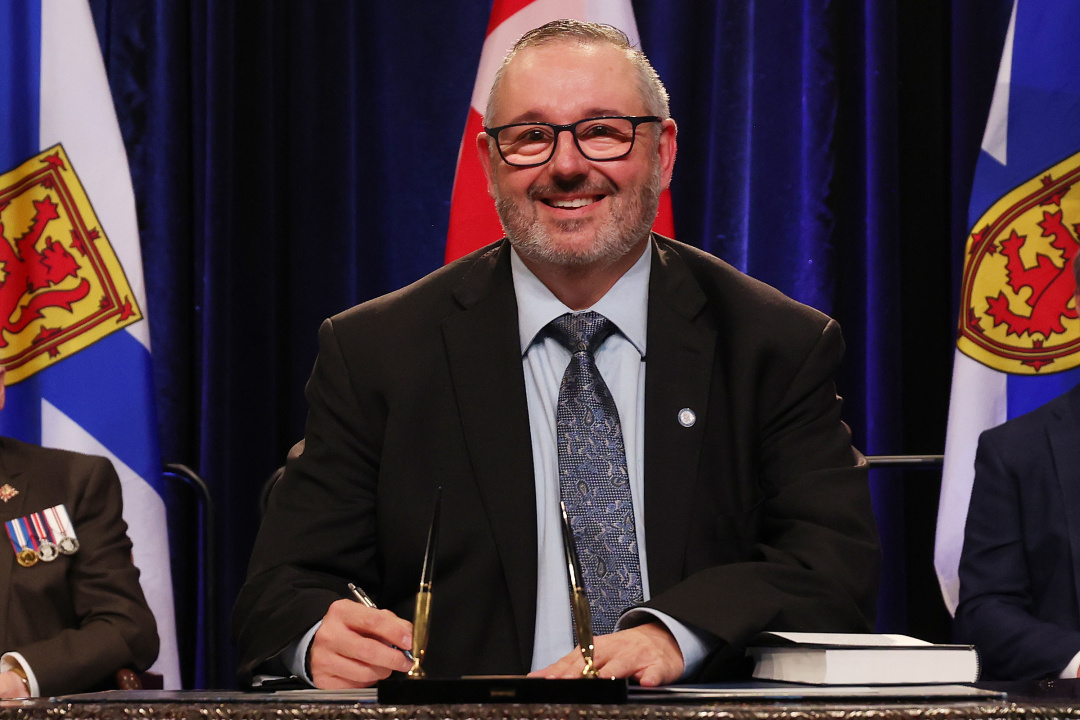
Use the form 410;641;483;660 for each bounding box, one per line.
1051;386;1080;608
0;437;29;648
442;243;538;669
643;240;717;595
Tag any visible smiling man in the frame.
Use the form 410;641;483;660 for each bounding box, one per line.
234;20;879;689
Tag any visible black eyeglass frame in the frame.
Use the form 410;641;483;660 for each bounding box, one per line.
484;115;663;168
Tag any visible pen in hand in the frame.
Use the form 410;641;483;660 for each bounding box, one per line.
348;582;416;662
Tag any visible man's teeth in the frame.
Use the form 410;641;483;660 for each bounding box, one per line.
548;197;596;209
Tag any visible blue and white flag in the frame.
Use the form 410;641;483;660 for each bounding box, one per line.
0;1;179;686
935;0;1080;614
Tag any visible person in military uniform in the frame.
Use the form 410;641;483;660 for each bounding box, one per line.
0;365;158;697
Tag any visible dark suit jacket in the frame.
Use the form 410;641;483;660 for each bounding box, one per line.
233;236;879;683
955;382;1080;681
0;437;158;695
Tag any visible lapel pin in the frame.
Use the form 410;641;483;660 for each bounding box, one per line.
0;484;17;503
678;408;696;428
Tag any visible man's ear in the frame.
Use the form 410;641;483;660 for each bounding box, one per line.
656;118;677;190
476;132;497;198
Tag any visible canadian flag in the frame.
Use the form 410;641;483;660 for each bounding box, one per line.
444;0;676;263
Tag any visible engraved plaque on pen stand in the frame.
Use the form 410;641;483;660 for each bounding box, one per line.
378;496;627;704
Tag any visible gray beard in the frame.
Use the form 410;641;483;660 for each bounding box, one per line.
494;163;663;269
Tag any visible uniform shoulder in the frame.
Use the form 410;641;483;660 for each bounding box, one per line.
0;436;115;478
1;435;107;463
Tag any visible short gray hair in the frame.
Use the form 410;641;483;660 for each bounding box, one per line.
484;19;671;127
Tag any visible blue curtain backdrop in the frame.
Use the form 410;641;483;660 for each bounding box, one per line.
76;0;1012;687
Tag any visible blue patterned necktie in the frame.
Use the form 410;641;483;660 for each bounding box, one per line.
549;311;643;635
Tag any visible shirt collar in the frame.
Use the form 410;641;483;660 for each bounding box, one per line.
511;241;651;357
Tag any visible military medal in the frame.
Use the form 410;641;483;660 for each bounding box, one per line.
30;512;59;562
59;535;79;554
37;540;59;562
47;504;79;555
5;519;39;567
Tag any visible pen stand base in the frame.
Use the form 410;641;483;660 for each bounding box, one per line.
377;676;628;704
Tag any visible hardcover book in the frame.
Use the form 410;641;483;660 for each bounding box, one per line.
748;632;979;685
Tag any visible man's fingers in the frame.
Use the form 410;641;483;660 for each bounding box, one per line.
327;599;413;650
525;624;684;685
528;649;586;679
634;664;666;688
315;653;395;688
311;635;412;688
319;631;413;673
598;624;684;685
310;599;415;687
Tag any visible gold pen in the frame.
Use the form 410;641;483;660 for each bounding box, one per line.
560;501;599;678
347;582;415;662
408;487;442;678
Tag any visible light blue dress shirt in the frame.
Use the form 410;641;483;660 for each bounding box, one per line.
511;244;710;677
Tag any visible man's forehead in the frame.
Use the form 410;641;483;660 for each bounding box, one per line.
494;41;643;121
507;40;631;78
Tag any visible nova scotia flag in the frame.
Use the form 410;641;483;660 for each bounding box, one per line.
935;0;1080;615
0;1;180;686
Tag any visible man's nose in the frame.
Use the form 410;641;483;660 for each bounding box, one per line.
548;129;590;177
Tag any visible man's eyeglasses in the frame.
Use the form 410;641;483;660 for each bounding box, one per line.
484;115;662;168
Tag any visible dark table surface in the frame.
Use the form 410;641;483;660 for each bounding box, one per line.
4;680;1080;720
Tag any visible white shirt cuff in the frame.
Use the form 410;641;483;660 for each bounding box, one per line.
284;621;322;684
1059;649;1080;679
1;652;40;697
617;608;716;679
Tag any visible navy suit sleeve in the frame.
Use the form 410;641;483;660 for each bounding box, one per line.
955;430;1080;680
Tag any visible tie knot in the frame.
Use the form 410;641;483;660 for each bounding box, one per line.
549;311;615;355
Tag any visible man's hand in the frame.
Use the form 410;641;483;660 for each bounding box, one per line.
529;621;684;687
0;670;29;699
309;599;414;688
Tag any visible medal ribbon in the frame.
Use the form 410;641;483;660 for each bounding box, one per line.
47;504;76;542
5;518;31;552
17;517;38;552
31;512;55;544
